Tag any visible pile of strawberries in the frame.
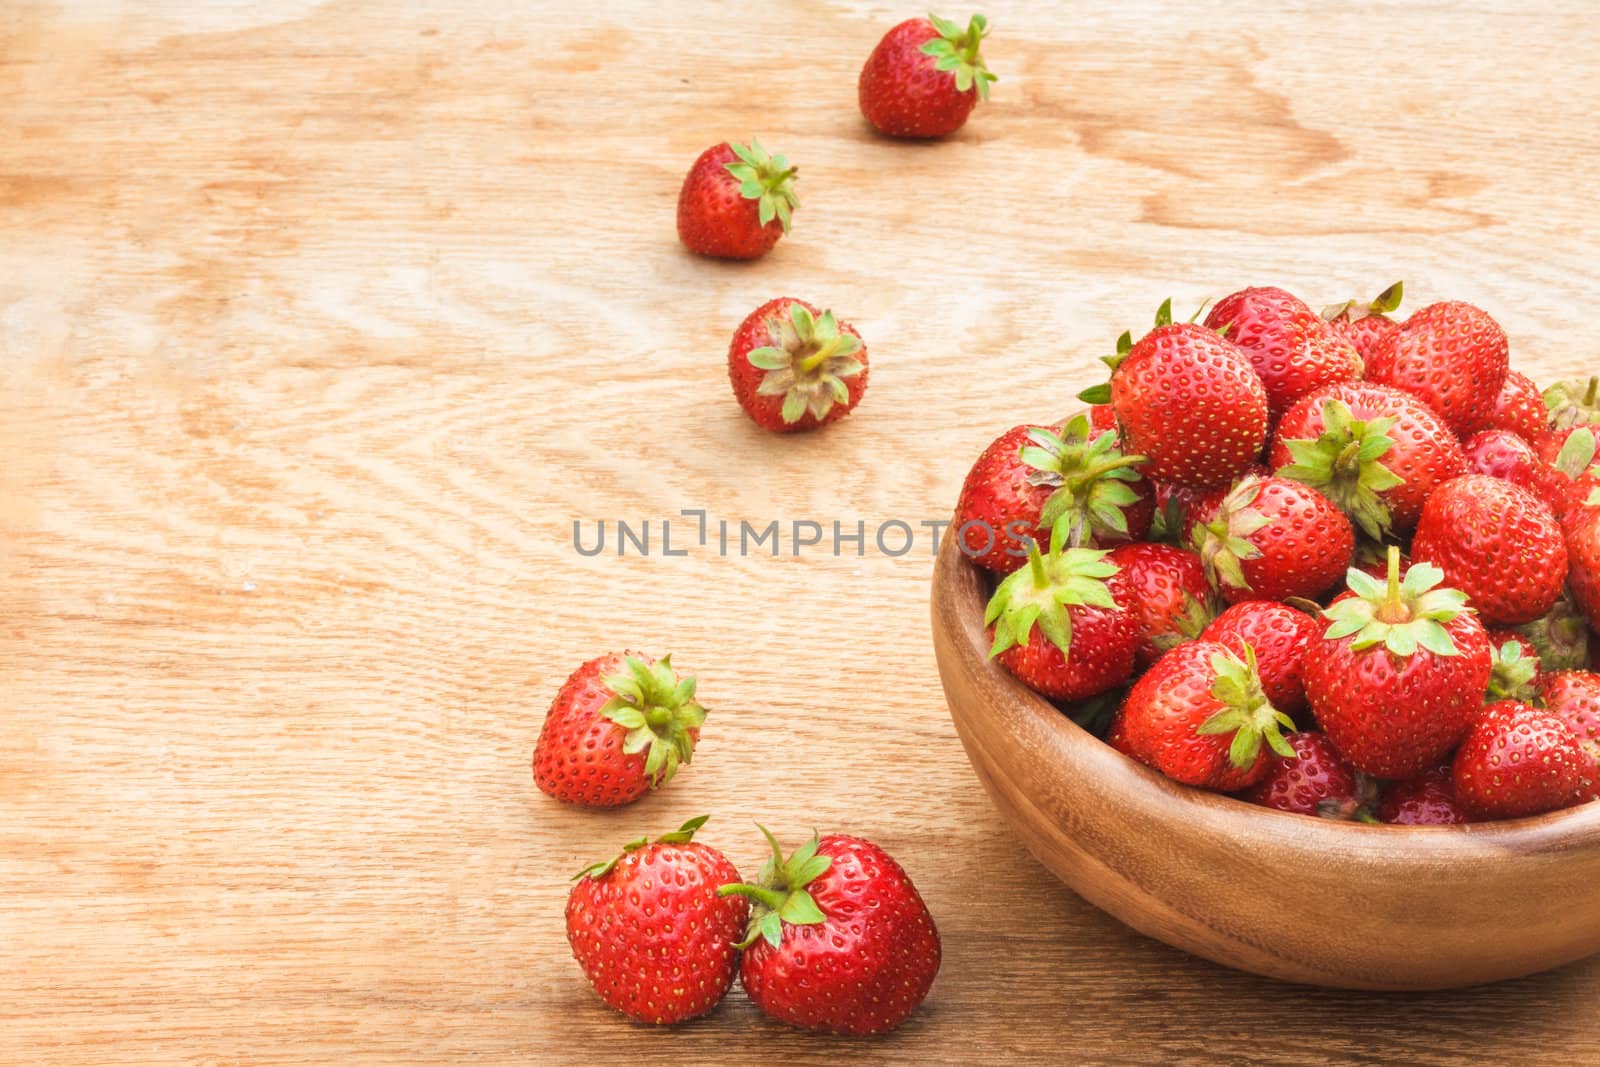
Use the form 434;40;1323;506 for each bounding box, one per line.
956;283;1600;823
536;12;1000;1035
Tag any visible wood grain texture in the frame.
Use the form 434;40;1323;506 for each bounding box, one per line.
2;1;1598;1063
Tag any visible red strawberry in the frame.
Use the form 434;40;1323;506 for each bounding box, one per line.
1515;589;1592;673
1487;370;1548;443
1242;731;1370;819
1115;640;1296;791
1365;300;1509;438
720;828;940;1035
1539;670;1600;748
534;653;706;807
1563;482;1600;631
1203;286;1362;420
1545;376;1600;431
566;816;748;1024
1321;281;1405;363
1411;474;1568;627
1201;600;1321;715
1378;766;1470;826
953;417;1153;573
1089;311;1269;490
1271;382;1466;538
1105;542;1216;669
677;139;798;260
1189;474;1354;604
858;14;996;138
1453;700;1598;820
1485;630;1543;703
1303;550;1492;779
1088;402;1117;433
727;298;867;433
984;534;1138;701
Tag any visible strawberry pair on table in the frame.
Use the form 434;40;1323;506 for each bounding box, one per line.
956;282;1600;823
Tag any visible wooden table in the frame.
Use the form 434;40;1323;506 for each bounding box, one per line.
4;2;1598;1063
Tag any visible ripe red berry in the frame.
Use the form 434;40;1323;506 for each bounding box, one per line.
1378;766;1470;825
1204;286;1362;420
727;298;867;433
1486;370;1549;443
1201;600;1322;715
1453;700;1598;820
858;14;996;138
1242;731;1367;818
1188;474;1354;604
1106;542;1215;669
677;139;798;259
1365;300;1509;438
1321;281;1404;363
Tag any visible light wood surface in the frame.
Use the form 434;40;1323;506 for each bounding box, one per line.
932;535;1600;990
3;1;1599;1063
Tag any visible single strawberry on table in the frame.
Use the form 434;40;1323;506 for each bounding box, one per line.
1321;280;1404;363
1453;700;1598;820
1410;474;1568;627
677;139;799;260
534;653;706;807
1203;285;1363;420
1188;473;1354;604
858;13;996;138
1303;549;1491;779
1365;299;1509;438
1105;542;1215;669
718;827;941;1035
1113;640;1296;791
1201;600;1321;715
984;529;1139;701
1377;765;1470;826
1242;731;1372;819
566;816;749;1024
727;298;867;432
1081;304;1269;490
1270;383;1466;539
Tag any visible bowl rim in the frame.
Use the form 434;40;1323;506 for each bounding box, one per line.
933;534;1600;843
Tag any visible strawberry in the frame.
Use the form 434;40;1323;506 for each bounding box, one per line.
1485;630;1543;703
566;816;748;1024
1203;286;1362;420
1563;482;1600;631
677;139;798;260
719;828;940;1035
1544;376;1600;431
1188;474;1354;604
1084;307;1269;490
1411;474;1568;627
1303;550;1492;779
1200;600;1321;715
534;653;706;807
1453;700;1598;820
1349;540;1411;584
1321;281;1404;363
1271;383;1466;538
1242;731;1371;819
1539;670;1600;748
984;532;1138;701
858;14;996;138
727;298;867;433
1114;641;1296;791
952;425;1056;573
1514;588;1591;672
1105;542;1216;669
1365;300;1509;438
1378;766;1470;825
1487;370;1548;443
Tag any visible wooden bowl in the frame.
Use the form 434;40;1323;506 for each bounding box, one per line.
930;535;1600;990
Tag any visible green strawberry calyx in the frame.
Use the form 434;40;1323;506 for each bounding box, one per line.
717;825;832;949
922;13;997;101
1078;299;1221;404
598;654;706;788
571;814;710;881
1515;589;1590;672
1277;398;1406;540
1190;475;1274;592
1486;639;1541;703
1021;414;1148;547
1194;645;1297;769
1321;281;1404;322
1322;547;1467;658
748;303;864;424
723;138;799;233
1544;376;1600;431
983;525;1121;660
1551;426;1599;479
